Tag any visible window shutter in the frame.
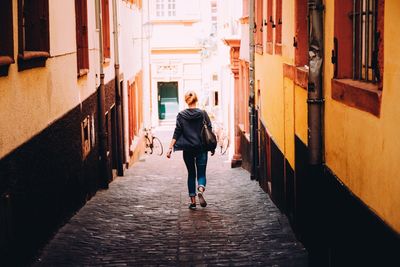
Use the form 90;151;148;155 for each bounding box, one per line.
76;0;89;72
102;0;111;59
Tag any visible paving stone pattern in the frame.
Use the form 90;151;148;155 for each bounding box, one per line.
34;129;307;266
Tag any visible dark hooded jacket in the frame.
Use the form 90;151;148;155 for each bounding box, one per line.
172;108;212;152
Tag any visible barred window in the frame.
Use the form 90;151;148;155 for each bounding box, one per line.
351;0;379;82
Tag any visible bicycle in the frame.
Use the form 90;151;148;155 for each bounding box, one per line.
213;122;229;155
144;128;163;156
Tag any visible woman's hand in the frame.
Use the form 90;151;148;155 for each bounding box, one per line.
166;148;173;158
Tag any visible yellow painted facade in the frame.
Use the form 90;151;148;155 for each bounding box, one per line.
0;0;100;159
255;0;400;232
323;0;400;232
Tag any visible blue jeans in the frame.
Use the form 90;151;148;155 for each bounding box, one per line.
183;151;208;197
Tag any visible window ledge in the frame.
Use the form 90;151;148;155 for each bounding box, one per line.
18;51;49;71
282;64;309;90
331;79;382;117
103;57;111;67
275;43;282;55
0;56;14;77
78;69;89;78
0;56;14;67
18;51;50;61
295;66;308;89
255;44;263;55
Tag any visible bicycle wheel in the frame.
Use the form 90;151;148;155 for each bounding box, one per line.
152;136;163;156
220;137;229;155
145;136;153;154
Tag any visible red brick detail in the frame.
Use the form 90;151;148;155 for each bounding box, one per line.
331;79;382;117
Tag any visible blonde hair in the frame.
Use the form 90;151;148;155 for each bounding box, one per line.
185;90;198;105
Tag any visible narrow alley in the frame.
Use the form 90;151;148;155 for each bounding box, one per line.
34;130;307;266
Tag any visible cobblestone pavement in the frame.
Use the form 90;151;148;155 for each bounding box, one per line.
34;129;307;266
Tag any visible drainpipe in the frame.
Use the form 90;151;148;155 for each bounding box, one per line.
112;0;124;176
307;0;324;165
249;0;258;180
95;0;108;188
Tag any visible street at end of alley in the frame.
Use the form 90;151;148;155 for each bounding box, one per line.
34;129;307;266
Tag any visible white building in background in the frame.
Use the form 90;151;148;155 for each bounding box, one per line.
145;0;236;126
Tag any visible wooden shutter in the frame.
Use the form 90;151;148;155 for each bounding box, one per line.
275;0;282;55
255;0;263;48
102;0;111;59
266;0;273;54
75;0;89;73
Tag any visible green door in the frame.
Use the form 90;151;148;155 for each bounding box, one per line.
158;82;179;120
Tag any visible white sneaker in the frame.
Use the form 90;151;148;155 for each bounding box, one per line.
197;188;207;207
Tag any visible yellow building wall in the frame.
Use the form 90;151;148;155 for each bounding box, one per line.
283;78;295;167
0;0;100;159
255;0;296;168
256;54;285;151
324;0;400;232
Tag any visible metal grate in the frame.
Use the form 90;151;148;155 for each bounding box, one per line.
352;0;379;83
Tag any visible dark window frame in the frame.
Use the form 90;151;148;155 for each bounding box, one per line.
75;0;89;77
18;0;50;71
0;0;15;76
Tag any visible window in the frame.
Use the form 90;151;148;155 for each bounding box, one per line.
81;116;94;159
332;0;384;117
102;0;111;60
75;0;89;76
352;0;380;82
255;0;263;54
156;0;176;17
18;0;50;71
156;0;165;17
0;0;14;76
334;0;383;84
211;1;218;34
167;0;176;17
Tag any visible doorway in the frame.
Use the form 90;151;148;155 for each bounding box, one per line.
158;82;179;120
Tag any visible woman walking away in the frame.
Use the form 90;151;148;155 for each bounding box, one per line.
166;90;215;210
